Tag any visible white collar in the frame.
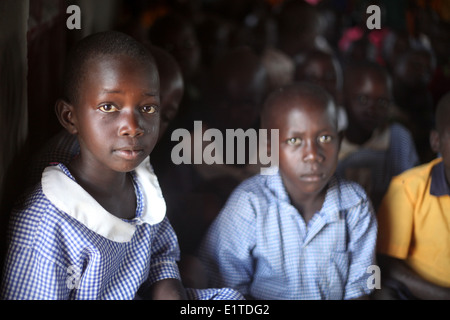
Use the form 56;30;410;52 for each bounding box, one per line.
41;157;166;243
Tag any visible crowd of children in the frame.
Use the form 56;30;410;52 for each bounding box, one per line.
1;0;449;300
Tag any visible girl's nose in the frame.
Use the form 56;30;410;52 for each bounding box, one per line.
119;110;144;137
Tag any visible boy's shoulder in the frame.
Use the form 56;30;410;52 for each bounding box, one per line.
331;175;372;210
223;172;287;211
235;171;285;197
389;122;415;143
391;158;440;189
235;171;369;208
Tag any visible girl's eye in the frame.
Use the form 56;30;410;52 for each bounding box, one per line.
98;104;118;113
318;135;333;143
141;105;157;114
286;137;302;146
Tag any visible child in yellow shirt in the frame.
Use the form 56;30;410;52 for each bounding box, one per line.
376;92;450;300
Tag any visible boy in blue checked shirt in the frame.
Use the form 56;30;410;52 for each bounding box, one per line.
0;31;241;300
199;82;378;299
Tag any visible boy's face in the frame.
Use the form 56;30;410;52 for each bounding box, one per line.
296;57;339;101
214;69;266;131
161;27;200;80
431;121;450;184
345;72;390;134
71;55;160;173
397;51;433;87
273;96;340;200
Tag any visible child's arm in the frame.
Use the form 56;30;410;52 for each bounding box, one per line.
143;217;187;299
345;197;378;299
1;242;71;299
147;278;187;300
1;204;73;300
198;190;256;298
378;254;450;300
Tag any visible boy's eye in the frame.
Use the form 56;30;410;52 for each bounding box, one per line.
318;135;333;143
141;105;157;114
286;137;302;146
98;104;118;113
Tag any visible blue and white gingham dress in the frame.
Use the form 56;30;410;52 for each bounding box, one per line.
1;159;181;300
1;159;243;300
199;170;378;300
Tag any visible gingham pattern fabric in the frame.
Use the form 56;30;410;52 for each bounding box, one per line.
1;163;181;300
186;288;244;300
199;170;378;300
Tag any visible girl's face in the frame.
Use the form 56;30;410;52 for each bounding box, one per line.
71;55;160;174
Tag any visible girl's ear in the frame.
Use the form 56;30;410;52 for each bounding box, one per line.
55;99;78;135
430;129;440;154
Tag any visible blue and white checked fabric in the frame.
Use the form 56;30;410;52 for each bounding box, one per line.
198;170;378;300
2;158;244;300
1;161;180;299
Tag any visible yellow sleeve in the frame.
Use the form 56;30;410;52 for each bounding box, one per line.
376;177;415;259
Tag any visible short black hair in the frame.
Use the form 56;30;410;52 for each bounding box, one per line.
261;82;337;129
343;60;392;94
62;30;156;104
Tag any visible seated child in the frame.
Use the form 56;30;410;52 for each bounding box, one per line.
0;31;241;300
198;82;378;300
26;43;184;189
294;48;347;131
336;61;419;210
375;91;450;300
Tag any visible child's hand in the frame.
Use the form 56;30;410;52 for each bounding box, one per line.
149;278;188;300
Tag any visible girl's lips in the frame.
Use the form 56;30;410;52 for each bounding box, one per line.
113;148;144;160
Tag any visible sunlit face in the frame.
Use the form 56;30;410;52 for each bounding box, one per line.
345;72;391;135
272;96;340;200
71;55;160;173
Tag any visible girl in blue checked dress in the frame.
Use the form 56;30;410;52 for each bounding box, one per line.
0;31;241;300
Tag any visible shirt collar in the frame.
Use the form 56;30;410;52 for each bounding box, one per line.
266;168;356;223
41;157;166;243
430;160;450;196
